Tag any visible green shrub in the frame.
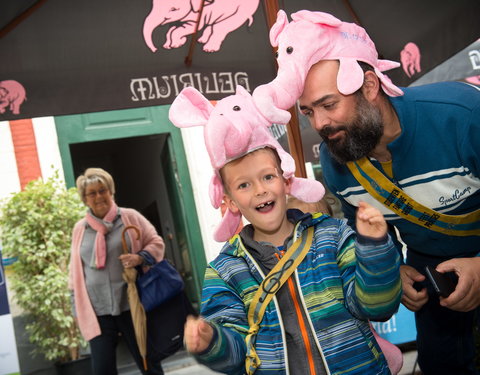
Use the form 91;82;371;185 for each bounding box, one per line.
0;172;87;363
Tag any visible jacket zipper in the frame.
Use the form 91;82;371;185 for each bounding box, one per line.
276;251;317;375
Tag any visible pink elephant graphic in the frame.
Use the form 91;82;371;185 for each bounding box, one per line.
143;0;260;53
400;42;422;78
0;80;26;115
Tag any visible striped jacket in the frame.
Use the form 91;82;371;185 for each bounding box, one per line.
195;211;402;374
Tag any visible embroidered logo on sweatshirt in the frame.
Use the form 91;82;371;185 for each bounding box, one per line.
438;187;472;206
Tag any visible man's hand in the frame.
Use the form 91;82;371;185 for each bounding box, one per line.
184;315;214;354
400;265;428;311
436;257;480;312
355;201;387;239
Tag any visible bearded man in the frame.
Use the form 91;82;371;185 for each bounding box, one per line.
298;56;480;375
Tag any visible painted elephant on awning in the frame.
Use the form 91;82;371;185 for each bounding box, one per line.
0;80;26;115
143;0;260;53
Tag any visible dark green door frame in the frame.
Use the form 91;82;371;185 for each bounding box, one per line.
55;105;207;302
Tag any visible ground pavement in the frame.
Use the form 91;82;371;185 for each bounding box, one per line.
119;348;421;375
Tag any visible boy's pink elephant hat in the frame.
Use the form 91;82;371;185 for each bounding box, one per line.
253;10;404;121
169;85;325;242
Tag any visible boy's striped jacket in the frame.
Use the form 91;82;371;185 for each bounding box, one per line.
195;211;402;374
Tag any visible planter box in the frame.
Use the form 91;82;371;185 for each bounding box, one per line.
55;356;91;375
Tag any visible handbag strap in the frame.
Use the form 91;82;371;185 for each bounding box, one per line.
347;157;480;236
245;226;314;375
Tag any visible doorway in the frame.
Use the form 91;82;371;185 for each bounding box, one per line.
55;106;206;308
70;134;186;273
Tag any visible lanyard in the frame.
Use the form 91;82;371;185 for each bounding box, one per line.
347;157;480;236
245;226;314;374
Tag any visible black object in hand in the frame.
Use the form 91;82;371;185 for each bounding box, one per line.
425;265;457;298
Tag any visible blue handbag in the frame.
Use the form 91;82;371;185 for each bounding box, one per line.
136;259;184;312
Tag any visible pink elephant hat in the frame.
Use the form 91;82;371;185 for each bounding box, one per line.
253;10;404;121
169;85;325;242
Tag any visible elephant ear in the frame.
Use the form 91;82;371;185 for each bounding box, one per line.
337;58;365;95
169;86;214;128
291;10;342;27
270;10;289;47
374;67;404;97
235;84;250;98
209;174;224;209
289;177;325;203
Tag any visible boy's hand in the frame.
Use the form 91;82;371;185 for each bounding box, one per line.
355;201;387;239
184;315;214;354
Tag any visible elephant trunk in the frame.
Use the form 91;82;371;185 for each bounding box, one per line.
143;12;161;52
254;57;312;124
253;67;304;125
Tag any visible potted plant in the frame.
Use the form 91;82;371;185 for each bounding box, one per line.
0;172;88;373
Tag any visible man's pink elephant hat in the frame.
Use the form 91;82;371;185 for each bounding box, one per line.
169;85;325;242
253;10;404;121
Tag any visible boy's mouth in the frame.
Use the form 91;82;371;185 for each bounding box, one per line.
256;201;274;213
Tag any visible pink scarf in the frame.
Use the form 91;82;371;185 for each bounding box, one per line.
85;202;118;269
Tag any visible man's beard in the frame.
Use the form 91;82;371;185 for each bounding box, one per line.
319;93;384;164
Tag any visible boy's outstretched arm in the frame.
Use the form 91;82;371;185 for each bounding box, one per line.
355;201;387;239
184;315;214;354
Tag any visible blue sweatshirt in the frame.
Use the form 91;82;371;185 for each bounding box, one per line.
320;81;480;258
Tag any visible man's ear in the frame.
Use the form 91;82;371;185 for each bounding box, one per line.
223;194;240;214
362;71;381;101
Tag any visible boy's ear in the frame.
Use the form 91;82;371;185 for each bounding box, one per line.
285;177;292;195
223;194;240;214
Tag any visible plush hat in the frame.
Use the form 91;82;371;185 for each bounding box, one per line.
169;85;325;242
253;10;403;121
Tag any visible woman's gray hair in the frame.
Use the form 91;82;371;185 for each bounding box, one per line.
76;168;115;203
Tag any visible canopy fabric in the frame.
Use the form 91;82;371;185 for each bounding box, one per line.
0;0;479;122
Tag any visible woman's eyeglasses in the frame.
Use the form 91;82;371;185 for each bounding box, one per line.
85;188;108;199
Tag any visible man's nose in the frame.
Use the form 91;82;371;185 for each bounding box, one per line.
312;113;330;132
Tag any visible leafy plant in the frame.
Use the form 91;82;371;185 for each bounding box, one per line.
0;171;87;363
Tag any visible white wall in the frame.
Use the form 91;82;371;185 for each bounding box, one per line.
180;127;224;262
32;117;65;183
0;122;20;199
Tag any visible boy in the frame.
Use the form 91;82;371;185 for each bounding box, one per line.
169;86;401;375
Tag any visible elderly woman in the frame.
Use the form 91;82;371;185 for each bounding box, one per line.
69;168;165;375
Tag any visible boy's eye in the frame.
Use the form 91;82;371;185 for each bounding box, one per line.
237;182;249;190
263;173;277;182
